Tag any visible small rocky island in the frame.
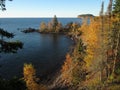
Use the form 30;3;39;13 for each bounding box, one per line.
21;28;38;33
77;14;94;18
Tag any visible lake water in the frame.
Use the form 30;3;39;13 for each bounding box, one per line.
0;18;81;79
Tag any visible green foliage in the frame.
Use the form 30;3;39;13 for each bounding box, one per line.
0;28;23;53
115;61;120;75
64;22;73;32
52;15;58;32
61;33;87;86
71;39;86;85
113;0;120;15
0;28;14;38
0;40;23;53
72;61;86;85
56;22;63;32
21;28;38;33
78;39;86;54
0;2;23;54
39;16;82;33
39;15;63;33
60;0;120;89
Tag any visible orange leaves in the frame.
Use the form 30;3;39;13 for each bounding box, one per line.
23;64;36;82
23;64;47;90
61;54;73;72
23;64;39;90
61;51;86;85
61;54;73;84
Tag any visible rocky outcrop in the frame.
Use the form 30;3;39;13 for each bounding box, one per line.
21;28;38;33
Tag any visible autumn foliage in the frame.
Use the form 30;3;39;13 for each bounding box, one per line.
61;54;73;85
23;64;47;90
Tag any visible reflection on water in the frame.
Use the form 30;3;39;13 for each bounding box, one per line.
0;18;78;79
0;33;73;79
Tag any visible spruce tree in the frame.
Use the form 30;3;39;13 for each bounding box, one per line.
113;0;120;15
52;15;58;32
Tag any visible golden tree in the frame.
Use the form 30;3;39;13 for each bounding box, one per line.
23;64;46;90
61;54;73;85
39;22;47;32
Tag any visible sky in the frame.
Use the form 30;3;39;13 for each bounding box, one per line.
0;0;110;18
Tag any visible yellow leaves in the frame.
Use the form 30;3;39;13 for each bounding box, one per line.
56;22;62;32
112;14;120;22
62;54;72;71
61;54;73;84
23;64;36;77
39;22;47;32
79;17;101;68
84;49;94;67
86;30;98;46
23;64;47;90
23;64;39;90
61;52;87;85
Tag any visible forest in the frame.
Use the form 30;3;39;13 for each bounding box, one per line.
0;0;120;90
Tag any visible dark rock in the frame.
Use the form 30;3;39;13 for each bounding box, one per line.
21;28;38;33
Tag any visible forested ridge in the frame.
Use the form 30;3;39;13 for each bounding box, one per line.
57;0;120;89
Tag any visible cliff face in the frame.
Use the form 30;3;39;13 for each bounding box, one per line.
77;14;94;18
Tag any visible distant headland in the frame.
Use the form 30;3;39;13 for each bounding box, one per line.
77;14;95;18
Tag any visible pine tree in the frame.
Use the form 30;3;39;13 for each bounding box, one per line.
113;0;120;16
52;15;58;32
0;0;23;53
0;28;23;53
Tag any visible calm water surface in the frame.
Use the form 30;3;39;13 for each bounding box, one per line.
0;18;80;79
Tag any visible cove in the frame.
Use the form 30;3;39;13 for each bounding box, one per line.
0;33;73;79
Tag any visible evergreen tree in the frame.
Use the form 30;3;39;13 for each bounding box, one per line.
52;15;58;32
0;0;23;53
0;28;23;53
111;0;120;76
113;0;120;15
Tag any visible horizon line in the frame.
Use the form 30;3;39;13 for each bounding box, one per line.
0;16;78;18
